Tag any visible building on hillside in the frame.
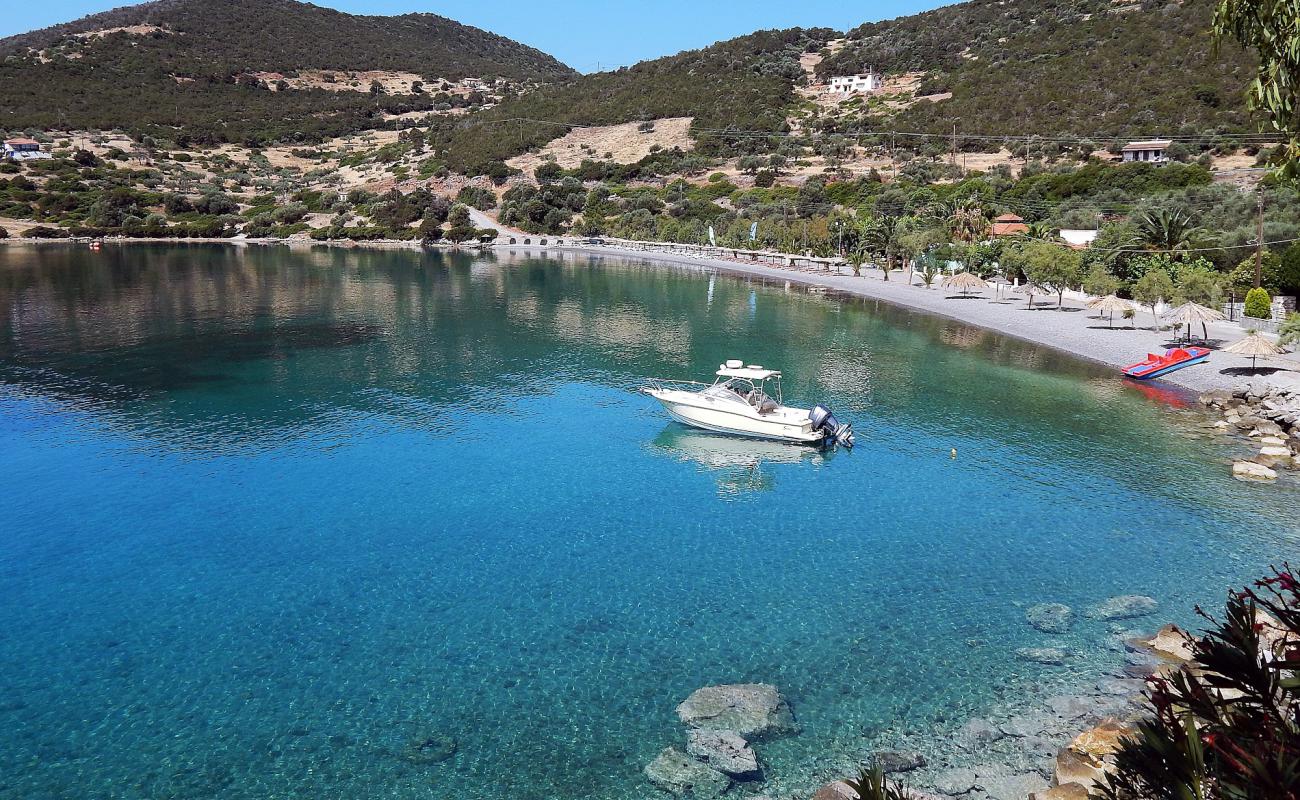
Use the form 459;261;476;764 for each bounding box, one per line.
1059;229;1100;249
827;71;883;95
3;138;51;162
1121;139;1172;164
991;213;1029;237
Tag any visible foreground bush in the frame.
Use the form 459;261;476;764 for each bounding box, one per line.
1098;566;1299;799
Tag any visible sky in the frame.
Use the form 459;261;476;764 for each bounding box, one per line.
0;0;944;72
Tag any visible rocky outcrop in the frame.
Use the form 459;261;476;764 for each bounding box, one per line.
1133;624;1194;662
1026;603;1074;634
676;683;796;739
1202;384;1300;481
812;780;858;800
1233;460;1278;481
644;747;731;798
1086;595;1157;621
686;729;760;778
647;684;793;796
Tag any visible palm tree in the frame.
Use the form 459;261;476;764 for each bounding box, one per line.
1136;207;1215;252
864;216;902;281
1020;221;1056;241
949;201;990;246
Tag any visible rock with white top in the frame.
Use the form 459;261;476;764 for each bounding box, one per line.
1233;460;1277;481
1256;446;1293;467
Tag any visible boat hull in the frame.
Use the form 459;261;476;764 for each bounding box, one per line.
1122;347;1210;380
646;390;825;444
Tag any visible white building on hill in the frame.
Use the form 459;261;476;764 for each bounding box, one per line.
1121;139;1172;163
827;72;883;95
3;138;52;162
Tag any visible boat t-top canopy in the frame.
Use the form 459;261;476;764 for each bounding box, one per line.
717;360;780;381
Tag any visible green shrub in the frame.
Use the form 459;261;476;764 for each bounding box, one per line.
1244;286;1272;319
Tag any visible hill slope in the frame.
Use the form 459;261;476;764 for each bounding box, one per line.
816;0;1257;140
433;28;836;173
0;0;575;144
439;0;1258;175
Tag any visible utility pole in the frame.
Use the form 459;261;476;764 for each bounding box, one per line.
1254;187;1265;289
950;122;957;168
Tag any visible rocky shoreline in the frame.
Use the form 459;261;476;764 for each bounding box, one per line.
1198;383;1300;482
642;594;1190;800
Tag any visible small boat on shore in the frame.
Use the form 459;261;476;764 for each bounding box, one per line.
1122;346;1210;380
642;360;854;447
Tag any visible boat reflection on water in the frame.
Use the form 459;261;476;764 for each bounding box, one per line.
647;425;829;496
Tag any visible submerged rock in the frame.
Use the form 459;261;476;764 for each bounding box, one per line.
685;729;760;778
978;768;1049;800
957;717;1006;748
402;732;457;765
874;750;928;773
1026;603;1074;634
676;683;795;739
1016;647;1070;665
931;766;980;796
1086;595;1158;621
644;747;731;798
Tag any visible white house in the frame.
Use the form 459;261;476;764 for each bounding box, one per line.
1059;229;1100;249
827;72;883;95
1121;139;1172;163
3;138;51;162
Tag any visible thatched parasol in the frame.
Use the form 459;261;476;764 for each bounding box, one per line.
942;271;989;297
1222;330;1285;371
1087;294;1136;328
1015;282;1049;309
1162;302;1225;342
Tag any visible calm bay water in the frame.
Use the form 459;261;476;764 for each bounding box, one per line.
0;244;1295;800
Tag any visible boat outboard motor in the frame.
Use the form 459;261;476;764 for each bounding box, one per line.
809;404;855;448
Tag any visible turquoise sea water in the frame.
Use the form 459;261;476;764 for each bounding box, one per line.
0;244;1296;800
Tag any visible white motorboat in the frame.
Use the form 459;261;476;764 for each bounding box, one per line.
642;360;854;447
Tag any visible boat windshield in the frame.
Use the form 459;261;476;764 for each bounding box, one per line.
704;377;781;411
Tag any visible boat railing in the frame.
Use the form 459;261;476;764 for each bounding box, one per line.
642;377;712;394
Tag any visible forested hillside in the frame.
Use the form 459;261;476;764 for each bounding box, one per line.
818;0;1257;138
0;0;575;144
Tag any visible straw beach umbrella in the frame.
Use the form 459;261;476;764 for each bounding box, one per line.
1087;294;1136;328
1015;282;1049;309
1222;330;1285;371
942;271;989;297
1162;301;1225;342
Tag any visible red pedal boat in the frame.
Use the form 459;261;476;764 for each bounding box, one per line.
1122;347;1210;380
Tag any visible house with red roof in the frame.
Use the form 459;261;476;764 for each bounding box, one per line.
4;138;51;162
990;213;1029;237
